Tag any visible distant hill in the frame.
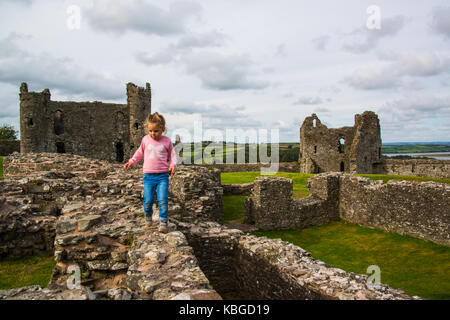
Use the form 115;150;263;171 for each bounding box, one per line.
381;144;450;154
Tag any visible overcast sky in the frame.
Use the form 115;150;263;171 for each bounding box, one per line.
1;0;449;142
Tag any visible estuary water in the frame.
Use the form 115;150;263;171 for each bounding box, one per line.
383;152;450;160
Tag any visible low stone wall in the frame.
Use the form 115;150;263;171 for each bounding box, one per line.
375;159;450;179
339;175;450;246
198;162;300;173
176;220;417;300
245;173;450;246
169;165;223;224
222;183;254;195
0;141;20;156
244;175;339;230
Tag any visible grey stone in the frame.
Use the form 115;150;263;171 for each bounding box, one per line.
78;215;102;232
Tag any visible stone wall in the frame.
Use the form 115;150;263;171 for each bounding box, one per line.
199;162;300;173
19;82;151;162
374;158;450;179
245;173;449;246
176;220;417;300
0;140;20;156
339;175;450;246
169;165;223;224
222;183;254;195
244;175;339;230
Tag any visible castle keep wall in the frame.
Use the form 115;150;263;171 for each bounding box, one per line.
299;111;382;174
19;82;151;163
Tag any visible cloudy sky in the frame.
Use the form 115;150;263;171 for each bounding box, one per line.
1;0;449;143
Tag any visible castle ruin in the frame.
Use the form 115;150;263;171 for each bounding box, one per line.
19;82;151;163
299;111;382;174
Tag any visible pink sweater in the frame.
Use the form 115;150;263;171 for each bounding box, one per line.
128;135;177;173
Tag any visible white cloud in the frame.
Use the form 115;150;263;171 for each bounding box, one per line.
344;62;400;90
85;0;201;36
345;50;450;90
342;16;406;54
0;0;32;5
174;30;228;49
135;30;228;66
378;95;450;140
312;35;330;51
0;33;123;100
430;6;450;39
293;96;323;105
183;51;269;91
378;50;450;77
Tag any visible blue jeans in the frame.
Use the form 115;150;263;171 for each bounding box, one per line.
143;172;169;222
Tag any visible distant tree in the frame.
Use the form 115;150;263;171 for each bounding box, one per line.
0;124;18;140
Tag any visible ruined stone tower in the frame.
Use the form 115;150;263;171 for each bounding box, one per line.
20;82;151;162
299;111;382;174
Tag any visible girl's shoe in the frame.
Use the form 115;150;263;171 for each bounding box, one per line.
158;221;168;233
145;215;153;226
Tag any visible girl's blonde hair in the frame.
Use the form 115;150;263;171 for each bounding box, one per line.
145;112;167;133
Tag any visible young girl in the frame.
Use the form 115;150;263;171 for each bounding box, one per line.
123;112;177;233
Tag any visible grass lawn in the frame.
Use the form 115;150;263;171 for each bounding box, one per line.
221;172;315;199
0;255;56;290
223;195;247;224
0;155;3;177
252;220;450;300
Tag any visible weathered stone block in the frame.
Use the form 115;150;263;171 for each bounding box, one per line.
78;215;102;232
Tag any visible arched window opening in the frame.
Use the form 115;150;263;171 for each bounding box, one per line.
340;161;345;172
312;119;317;128
314;146;317;153
338;138;345;153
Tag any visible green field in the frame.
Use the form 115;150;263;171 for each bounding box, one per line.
0;156;3;177
381;144;450;154
223;172;450;299
221;172;314;199
0;255;56;290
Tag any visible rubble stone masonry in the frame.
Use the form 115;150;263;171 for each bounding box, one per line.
0;153;423;300
245;173;449;246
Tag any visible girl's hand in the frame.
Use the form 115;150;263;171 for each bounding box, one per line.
169;166;176;176
123;162;132;170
